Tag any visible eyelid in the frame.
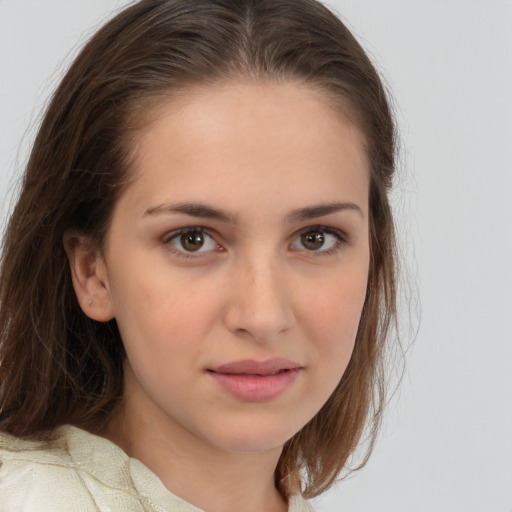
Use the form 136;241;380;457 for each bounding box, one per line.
290;225;350;254
161;226;211;243
161;226;222;258
160;224;350;259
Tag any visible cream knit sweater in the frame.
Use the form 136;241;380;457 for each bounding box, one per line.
0;425;313;512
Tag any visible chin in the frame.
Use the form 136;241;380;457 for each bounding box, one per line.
215;435;287;455
202;414;305;455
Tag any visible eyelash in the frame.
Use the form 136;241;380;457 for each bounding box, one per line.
161;227;221;259
161;225;349;259
292;225;349;257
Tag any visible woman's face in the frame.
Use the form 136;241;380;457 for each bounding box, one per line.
96;82;369;453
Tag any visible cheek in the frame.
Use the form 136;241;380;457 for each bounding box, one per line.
109;265;224;376
307;299;360;372
305;270;368;349
290;271;368;427
113;289;206;401
110;255;213;331
299;265;369;404
115;288;205;352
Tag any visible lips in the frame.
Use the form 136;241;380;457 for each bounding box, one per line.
207;358;302;402
211;358;302;375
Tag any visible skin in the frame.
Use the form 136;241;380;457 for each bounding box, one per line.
66;81;370;512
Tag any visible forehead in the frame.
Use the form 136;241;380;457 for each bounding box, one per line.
122;81;369;219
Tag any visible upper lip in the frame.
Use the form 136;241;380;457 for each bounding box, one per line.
209;358;302;375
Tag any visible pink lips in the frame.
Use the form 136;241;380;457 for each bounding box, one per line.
207;358;302;402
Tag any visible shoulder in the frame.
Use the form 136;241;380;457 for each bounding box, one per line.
0;426;149;512
0;428;98;511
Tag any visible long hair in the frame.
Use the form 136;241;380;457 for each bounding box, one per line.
0;0;398;498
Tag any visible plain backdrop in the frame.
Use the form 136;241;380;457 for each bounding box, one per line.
1;1;511;511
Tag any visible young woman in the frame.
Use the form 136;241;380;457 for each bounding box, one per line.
0;0;398;510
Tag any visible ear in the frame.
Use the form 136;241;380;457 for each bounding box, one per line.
63;232;115;322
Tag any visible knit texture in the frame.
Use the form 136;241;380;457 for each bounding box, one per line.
0;425;313;511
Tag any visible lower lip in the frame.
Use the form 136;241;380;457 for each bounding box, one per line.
208;369;301;402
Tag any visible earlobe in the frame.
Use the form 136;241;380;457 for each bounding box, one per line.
63;232;115;322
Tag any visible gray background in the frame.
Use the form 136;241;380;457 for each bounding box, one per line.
1;1;511;511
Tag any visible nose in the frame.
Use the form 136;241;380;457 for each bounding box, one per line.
222;254;295;343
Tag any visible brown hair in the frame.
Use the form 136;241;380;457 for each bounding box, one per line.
0;0;397;499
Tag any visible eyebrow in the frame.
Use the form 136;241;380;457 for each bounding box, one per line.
142;201;362;223
286;202;363;223
143;202;235;223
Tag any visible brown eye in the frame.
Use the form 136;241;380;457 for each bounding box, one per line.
167;229;217;254
181;232;204;252
300;231;325;250
291;227;344;254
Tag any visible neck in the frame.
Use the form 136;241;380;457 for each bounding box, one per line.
103;370;288;512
